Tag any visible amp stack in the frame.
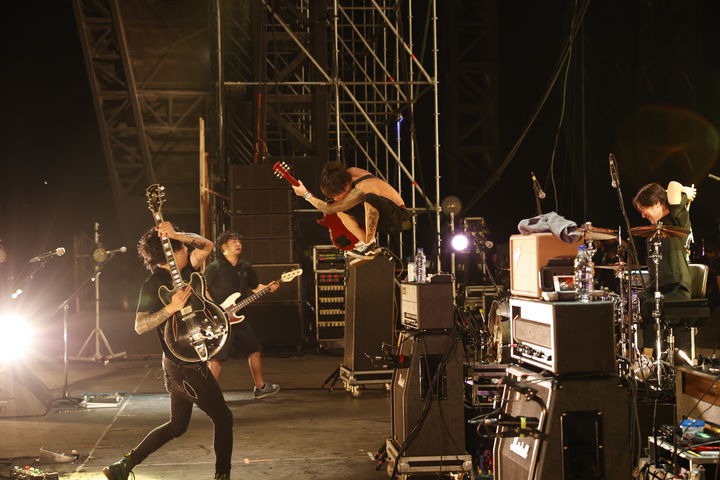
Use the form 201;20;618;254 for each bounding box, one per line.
385;278;472;478
229;163;304;351
494;232;631;480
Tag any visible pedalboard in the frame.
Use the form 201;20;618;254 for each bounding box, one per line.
10;466;59;480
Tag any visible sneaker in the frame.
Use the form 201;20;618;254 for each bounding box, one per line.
214;473;230;480
347;241;382;259
253;382;280;399
103;452;136;480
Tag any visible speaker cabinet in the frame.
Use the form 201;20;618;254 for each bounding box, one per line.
0;362;52;418
391;331;466;457
250;263;302;303
494;365;631;480
239;238;294;264
230;214;293;238
344;255;394;371
244;302;305;351
231;189;292;215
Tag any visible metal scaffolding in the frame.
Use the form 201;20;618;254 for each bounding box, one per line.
73;0;210;235
216;0;441;266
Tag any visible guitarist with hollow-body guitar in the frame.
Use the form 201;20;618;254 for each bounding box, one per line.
103;220;234;480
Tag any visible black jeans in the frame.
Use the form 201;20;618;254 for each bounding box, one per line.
131;355;233;474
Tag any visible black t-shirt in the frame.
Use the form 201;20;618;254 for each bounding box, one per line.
646;194;691;297
204;255;259;305
136;265;195;364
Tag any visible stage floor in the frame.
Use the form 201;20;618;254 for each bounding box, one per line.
1;353;391;480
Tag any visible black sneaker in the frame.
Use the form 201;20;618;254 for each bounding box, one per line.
214;473;230;480
347;241;381;259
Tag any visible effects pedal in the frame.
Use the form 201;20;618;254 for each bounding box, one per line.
10;466;59;480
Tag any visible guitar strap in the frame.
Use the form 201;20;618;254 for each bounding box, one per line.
351;174;375;188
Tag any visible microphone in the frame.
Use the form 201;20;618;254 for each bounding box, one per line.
531;172;546;199
472;232;494;250
30;247;66;263
92;246;127;263
609;153;620;189
708;174;720;182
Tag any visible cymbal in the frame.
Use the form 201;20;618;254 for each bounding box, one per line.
629;223;689;239
579;224;618;241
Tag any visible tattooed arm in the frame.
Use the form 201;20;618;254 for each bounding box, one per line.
156;221;214;269
135;286;192;334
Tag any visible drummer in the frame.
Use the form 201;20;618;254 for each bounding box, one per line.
632;181;697;346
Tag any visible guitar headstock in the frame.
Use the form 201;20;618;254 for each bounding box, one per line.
145;184;166;216
272;161;300;187
280;268;303;282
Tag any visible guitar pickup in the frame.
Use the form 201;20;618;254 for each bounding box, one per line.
181;305;193;316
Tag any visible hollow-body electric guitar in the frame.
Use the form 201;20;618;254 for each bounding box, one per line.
220;268;303;325
272;161;358;250
145;184;229;363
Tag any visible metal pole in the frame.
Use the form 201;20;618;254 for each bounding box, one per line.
431;0;441;272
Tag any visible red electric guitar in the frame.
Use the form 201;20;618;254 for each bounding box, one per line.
272;161;359;250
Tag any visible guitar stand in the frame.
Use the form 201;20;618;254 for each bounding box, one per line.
322;365;342;392
373;442;387;470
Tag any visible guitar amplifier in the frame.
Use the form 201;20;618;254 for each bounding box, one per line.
400;282;454;330
509;297;616;375
509;233;581;298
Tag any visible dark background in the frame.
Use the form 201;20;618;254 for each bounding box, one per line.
2;1;719;317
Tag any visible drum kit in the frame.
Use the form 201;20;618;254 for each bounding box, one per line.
579;221;691;388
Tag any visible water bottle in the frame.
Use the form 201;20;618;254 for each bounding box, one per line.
415;248;427;283
573;245;594;303
690;464;706;480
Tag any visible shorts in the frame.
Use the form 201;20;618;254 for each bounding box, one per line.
212;320;263;361
345;193;412;235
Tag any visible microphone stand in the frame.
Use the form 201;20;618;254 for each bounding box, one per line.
609;155;645;368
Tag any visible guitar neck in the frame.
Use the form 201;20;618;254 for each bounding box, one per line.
227;285;273;315
151;211;185;289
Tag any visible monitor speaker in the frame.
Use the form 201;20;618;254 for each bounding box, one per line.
249;263;302;303
0;362;52;418
344;255;395;371
391;330;466;457
494;365;631;480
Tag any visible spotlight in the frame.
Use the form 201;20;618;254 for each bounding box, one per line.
451;233;470;252
0;313;34;363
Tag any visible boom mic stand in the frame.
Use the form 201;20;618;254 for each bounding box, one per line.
608;154;644;367
72;223;126;364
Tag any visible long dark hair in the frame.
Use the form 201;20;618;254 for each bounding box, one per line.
137;225;183;271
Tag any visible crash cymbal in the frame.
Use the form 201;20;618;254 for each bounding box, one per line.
579;223;618;241
629;223;689;239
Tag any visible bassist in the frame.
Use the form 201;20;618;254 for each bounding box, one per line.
205;231;281;399
103;222;234;480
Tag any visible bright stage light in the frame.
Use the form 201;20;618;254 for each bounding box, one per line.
0;313;34;363
451;233;470;252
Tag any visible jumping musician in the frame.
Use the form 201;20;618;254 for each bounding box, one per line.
103;222;233;480
291;161;412;258
205;231;280;398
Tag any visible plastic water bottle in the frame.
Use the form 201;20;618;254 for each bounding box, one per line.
415;248;427;283
690;464;706;480
573;245;594;303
